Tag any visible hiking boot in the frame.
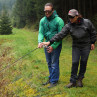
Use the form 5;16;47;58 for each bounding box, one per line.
65;82;76;88
77;78;83;87
42;79;50;85
48;82;58;88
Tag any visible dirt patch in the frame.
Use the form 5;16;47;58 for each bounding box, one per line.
0;40;14;96
0;47;12;68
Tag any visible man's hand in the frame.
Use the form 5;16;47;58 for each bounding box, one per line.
47;46;53;53
38;43;44;48
91;44;95;50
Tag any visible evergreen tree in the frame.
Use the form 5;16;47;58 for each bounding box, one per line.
12;0;27;28
0;8;12;35
26;0;36;24
12;0;97;30
0;0;16;16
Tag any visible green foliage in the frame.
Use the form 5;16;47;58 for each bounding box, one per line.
12;0;37;28
0;28;97;96
0;0;97;30
0;0;16;16
91;14;97;31
12;0;27;28
12;0;53;28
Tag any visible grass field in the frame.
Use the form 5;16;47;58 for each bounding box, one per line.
0;28;97;97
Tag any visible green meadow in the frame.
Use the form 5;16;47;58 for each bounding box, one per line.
0;28;97;97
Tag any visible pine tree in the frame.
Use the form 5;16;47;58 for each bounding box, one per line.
0;8;12;35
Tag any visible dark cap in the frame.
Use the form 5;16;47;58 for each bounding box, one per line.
68;9;79;17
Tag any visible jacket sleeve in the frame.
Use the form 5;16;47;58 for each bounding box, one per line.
50;24;70;44
88;19;97;44
38;20;44;43
51;19;64;49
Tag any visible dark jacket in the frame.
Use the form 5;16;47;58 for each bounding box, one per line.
50;18;97;48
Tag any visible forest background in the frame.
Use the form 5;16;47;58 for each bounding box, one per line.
0;0;97;96
0;0;97;29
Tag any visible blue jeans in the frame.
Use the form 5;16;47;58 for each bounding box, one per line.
70;46;91;83
44;44;62;84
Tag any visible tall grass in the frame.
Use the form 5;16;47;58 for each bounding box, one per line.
0;28;97;97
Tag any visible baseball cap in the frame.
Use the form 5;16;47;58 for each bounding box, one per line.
68;9;79;17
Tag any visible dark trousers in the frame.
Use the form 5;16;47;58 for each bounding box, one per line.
44;44;62;84
70;46;91;83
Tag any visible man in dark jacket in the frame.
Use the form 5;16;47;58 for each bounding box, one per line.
41;9;97;88
38;3;64;88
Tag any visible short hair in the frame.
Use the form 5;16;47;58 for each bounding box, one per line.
44;3;54;10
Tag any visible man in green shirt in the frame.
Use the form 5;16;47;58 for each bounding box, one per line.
38;3;64;88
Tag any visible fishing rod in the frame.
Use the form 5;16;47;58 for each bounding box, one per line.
0;45;47;73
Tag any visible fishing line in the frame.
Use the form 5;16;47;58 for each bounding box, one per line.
0;47;38;73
